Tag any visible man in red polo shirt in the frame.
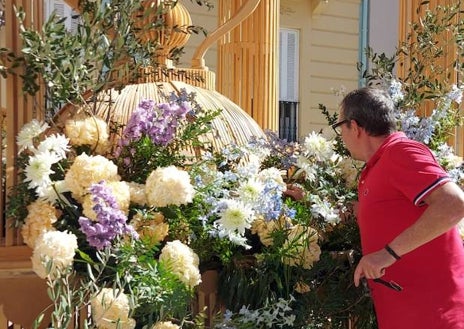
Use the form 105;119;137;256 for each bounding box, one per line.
333;87;464;329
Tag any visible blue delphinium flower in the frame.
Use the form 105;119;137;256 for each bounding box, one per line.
79;181;138;250
389;79;404;104
397;109;435;144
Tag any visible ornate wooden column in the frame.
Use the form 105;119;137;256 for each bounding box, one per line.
1;0;45;247
217;0;279;131
0;3;52;329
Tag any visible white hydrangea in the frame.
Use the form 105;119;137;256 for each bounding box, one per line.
145;166;195;207
64;153;120;201
90;288;136;329
31;230;78;279
159;240;201;289
65;115;110;154
127;181;147;206
151;321;181;329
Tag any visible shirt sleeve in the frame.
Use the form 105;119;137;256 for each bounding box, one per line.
386;141;451;206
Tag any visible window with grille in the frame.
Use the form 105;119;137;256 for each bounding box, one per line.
279;28;299;142
44;0;80;32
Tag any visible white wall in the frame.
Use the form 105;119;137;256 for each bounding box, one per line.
177;0;218;74
368;0;399;58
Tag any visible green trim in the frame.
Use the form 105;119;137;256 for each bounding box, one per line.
359;0;369;87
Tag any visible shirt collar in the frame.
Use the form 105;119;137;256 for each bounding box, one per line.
365;132;407;169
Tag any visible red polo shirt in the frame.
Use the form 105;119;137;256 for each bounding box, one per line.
357;132;464;329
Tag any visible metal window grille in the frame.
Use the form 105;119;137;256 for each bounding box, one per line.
279;101;298;142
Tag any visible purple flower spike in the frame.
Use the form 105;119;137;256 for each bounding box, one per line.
79;181;138;250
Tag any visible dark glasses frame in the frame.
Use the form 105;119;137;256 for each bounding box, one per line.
331;119;349;135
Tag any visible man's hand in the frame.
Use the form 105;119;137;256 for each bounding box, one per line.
353;248;397;287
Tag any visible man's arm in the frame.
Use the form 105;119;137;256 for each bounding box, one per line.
354;181;464;286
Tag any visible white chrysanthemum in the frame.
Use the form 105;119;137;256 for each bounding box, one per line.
159;240;201;289
65;115;110;154
127;181;147;206
24;151;59;190
217;199;253;235
36;180;70;204
302;132;335;162
151;321;181;329
16;119;49;153
258;167;286;189
31;230;78;279
64;153;120;201
310;196;340;224
282;224;321;269
21;200;58;248
237;179;264;204
295;157;317;182
227;232;250;248
36;134;70;160
145;166;195;207
90;288;136;329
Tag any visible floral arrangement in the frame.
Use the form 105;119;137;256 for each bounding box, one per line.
9;81;464;329
8;89;220;328
7;1;464;327
10;87;361;328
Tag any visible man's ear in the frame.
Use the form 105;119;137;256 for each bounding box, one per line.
350;120;362;137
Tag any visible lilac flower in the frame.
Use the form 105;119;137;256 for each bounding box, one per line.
124;99;156;142
79;181;138;250
115;92;193;160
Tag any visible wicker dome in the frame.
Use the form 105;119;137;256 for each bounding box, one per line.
57;80;266;153
56;1;267;152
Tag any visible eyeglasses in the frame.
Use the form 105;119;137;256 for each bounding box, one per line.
331;119;349;135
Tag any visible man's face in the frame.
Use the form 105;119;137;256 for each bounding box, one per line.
337;112;361;161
